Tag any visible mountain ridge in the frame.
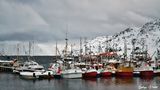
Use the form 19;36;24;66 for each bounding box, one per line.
86;19;160;60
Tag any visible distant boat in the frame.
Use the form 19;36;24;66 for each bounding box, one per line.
100;64;115;78
116;38;133;77
82;67;97;78
116;65;133;77
19;70;54;80
60;32;83;79
139;62;154;78
61;57;83;79
13;60;45;74
18;60;54;79
48;61;62;79
62;67;82;79
153;49;160;76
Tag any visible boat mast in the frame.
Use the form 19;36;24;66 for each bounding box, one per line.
55;41;58;60
79;37;82;62
84;37;87;55
131;39;136;60
64;31;68;58
16;43;20;61
105;36;108;52
98;41;101;54
28;42;32;61
123;37;128;66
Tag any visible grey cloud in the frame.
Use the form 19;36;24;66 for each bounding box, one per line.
0;0;160;43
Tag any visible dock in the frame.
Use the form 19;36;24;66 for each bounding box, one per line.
0;66;13;72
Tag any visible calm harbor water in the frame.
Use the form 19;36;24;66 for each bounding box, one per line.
0;72;160;90
1;57;160;90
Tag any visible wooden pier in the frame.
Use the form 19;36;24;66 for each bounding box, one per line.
0;66;13;72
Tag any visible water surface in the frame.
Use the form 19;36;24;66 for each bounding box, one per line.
0;73;160;90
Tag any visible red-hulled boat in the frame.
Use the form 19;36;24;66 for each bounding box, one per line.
138;62;154;78
101;71;112;77
100;66;115;77
82;68;97;78
140;70;154;77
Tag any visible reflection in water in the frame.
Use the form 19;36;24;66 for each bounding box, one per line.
138;77;158;89
100;77;112;85
115;77;134;85
0;73;160;90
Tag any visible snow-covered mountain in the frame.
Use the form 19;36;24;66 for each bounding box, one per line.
86;19;160;60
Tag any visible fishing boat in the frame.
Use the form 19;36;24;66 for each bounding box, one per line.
62;67;82;79
100;69;112;77
19;70;54;79
19;71;41;79
154;49;160;76
116;38;133;77
48;62;62;79
18;60;53;79
61;57;83;79
116;65;133;77
100;64;116;77
139;62;154;78
13;60;45;74
82;66;97;78
60;32;83;79
132;50;154;78
99;51;120;77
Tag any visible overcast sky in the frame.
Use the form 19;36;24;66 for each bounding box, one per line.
0;0;160;55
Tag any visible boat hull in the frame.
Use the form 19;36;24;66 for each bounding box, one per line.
154;70;160;76
62;73;82;79
133;71;140;77
54;75;62;79
116;72;133;77
140;71;154;77
101;72;112;77
82;72;97;78
20;72;39;79
20;71;54;80
116;66;133;77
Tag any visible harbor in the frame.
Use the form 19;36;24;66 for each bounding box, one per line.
1;72;160;90
1;53;160;90
1;30;160;90
0;52;160;79
1;0;160;90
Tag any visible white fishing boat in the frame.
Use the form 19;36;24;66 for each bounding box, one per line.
19;71;41;79
19;70;54;79
60;32;83;79
13;60;45;74
62;68;82;79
